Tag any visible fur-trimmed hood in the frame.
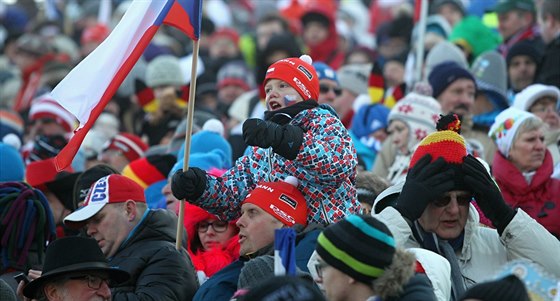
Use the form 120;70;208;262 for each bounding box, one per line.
374;248;416;299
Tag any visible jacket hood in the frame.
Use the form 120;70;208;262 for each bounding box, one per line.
183;203;219;248
373;248;416;299
301;5;339;64
182;202;238;252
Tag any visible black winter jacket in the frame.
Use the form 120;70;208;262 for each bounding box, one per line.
538;34;560;89
110;209;199;300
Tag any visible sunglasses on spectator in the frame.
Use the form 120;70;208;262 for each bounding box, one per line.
319;84;342;96
197;220;229;233
433;194;473;207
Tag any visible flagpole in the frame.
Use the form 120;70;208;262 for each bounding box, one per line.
176;39;200;250
415;0;428;83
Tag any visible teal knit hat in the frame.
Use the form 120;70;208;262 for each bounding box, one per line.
316;215;396;284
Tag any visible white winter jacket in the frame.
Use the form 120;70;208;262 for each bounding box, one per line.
377;204;560;288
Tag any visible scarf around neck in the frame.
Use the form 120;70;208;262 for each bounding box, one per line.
412;221;466;301
264;100;319;125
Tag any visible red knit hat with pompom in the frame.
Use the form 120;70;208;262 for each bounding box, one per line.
264;55;319;101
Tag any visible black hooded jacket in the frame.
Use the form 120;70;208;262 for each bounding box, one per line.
110;209;199;300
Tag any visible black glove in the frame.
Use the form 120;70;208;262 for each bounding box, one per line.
171;167;207;201
462;155;515;234
393;154;456;221
242;118;304;160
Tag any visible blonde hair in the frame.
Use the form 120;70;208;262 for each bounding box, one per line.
512;117;544;148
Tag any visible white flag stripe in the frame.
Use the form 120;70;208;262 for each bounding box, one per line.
274;250;286;276
51;0;168;128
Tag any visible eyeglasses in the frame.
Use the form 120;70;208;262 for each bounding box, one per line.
433;194;473;207
197;220;229;233
319;84;342;96
68;275;108;290
314;260;329;279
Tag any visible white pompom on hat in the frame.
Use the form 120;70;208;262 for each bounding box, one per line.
283;175;299;187
202;119;225;137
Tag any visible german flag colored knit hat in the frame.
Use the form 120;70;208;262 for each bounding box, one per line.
408;114;468;189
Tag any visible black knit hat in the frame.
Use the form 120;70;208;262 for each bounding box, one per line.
72;164;119;207
45;171;82;211
316;215;396;284
428;62;476;99
301;11;330;28
459;275;530;301
238;255;313;290
506;40;542;66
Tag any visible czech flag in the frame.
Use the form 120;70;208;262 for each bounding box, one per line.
274;228;297;276
48;0;202;171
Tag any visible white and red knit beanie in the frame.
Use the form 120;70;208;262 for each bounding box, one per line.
488;107;536;158
101;133;148;163
264;55;319;101
388;92;442;153
29;95;77;133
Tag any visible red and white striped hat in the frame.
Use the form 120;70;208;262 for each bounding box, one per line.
102;133;148;163
29;95;77;133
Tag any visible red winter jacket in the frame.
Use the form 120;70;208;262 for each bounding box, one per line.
492;150;560;238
